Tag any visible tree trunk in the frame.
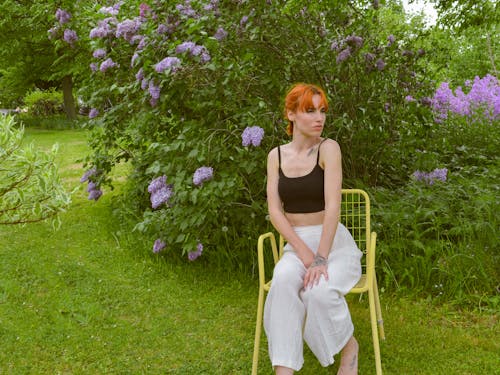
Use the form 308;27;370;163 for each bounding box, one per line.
62;75;76;120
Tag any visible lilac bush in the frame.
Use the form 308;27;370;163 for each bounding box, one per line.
74;1;440;265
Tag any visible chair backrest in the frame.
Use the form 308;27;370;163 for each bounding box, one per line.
278;189;371;257
340;189;371;255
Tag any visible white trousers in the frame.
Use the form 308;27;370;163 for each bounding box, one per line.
263;224;362;371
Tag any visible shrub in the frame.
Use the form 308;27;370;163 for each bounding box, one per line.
23;89;64;116
66;1;436;268
373;164;499;303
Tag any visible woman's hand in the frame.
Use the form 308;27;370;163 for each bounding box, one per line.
303;254;329;289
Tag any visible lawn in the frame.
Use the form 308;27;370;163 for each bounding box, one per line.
0;129;498;374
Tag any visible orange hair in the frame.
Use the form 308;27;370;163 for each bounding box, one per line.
283;83;329;136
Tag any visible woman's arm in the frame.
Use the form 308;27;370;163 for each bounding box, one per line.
303;139;342;288
316;139;342;258
266;147;315;267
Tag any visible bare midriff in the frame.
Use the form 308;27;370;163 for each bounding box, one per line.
285;210;325;227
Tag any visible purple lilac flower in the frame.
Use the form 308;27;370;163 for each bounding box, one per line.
86;181;103;201
157;24;168;34
148;175;166;193
100;58;118;72
336;47;351;64
148;81;160;100
176;41;196;54
116;19;141;43
141;78;149;90
88;188;103;201
214;27;228;41
89;18;116;39
200;51;211;63
412;168;448;185
240;15;249;27
153;239;166;253
364;52;375;62
90;62;98;72
176;3;198;18
92;49;107;59
137;37;147;50
55;9;71;24
89;108;99;119
150;98;158;107
148;175;173;209
63;29;78;44
99;6;120;16
193;167;214;186
80;168;97;183
384;102;390;112
139;3;152;18
241;126;265;147
131;52;140;67
330;40;341;51
405;95;415;102
417;48;425;56
155;57;181;73
387;34;395;46
402;50;414;57
188;242;203;261
345;35;363;49
191;45;204;56
135;68;144;82
376;58;386;71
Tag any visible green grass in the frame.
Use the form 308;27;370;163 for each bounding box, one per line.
0;129;498;374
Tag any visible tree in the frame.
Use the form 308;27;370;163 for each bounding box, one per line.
0;115;70;225
0;1;90;119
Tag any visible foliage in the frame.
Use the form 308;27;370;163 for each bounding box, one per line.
0;115;71;225
23;89;64;116
72;0;440;264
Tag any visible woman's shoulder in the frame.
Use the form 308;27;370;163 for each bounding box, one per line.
320;138;341;153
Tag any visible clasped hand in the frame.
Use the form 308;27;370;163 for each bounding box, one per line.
303;254;329;289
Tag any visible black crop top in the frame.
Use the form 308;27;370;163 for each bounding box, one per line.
278;140;326;213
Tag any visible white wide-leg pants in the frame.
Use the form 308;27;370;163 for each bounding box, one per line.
263;224;362;371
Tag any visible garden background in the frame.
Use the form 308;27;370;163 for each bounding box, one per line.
0;0;498;373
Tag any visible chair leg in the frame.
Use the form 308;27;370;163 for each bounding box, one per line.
368;287;383;375
252;287;265;375
373;275;385;341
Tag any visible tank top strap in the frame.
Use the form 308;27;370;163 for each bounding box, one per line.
278;145;282;168
316;139;327;164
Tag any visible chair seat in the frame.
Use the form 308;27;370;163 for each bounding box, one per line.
350;274;369;293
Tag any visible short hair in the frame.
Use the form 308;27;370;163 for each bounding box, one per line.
283;83;329;136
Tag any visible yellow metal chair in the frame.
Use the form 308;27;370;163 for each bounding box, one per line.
251;189;385;375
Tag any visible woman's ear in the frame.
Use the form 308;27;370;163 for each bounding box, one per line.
287;110;295;122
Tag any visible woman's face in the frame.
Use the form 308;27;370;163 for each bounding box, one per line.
288;94;326;137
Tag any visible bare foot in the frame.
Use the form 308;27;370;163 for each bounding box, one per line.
337;336;358;375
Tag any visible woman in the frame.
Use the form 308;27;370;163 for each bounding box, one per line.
264;83;362;375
